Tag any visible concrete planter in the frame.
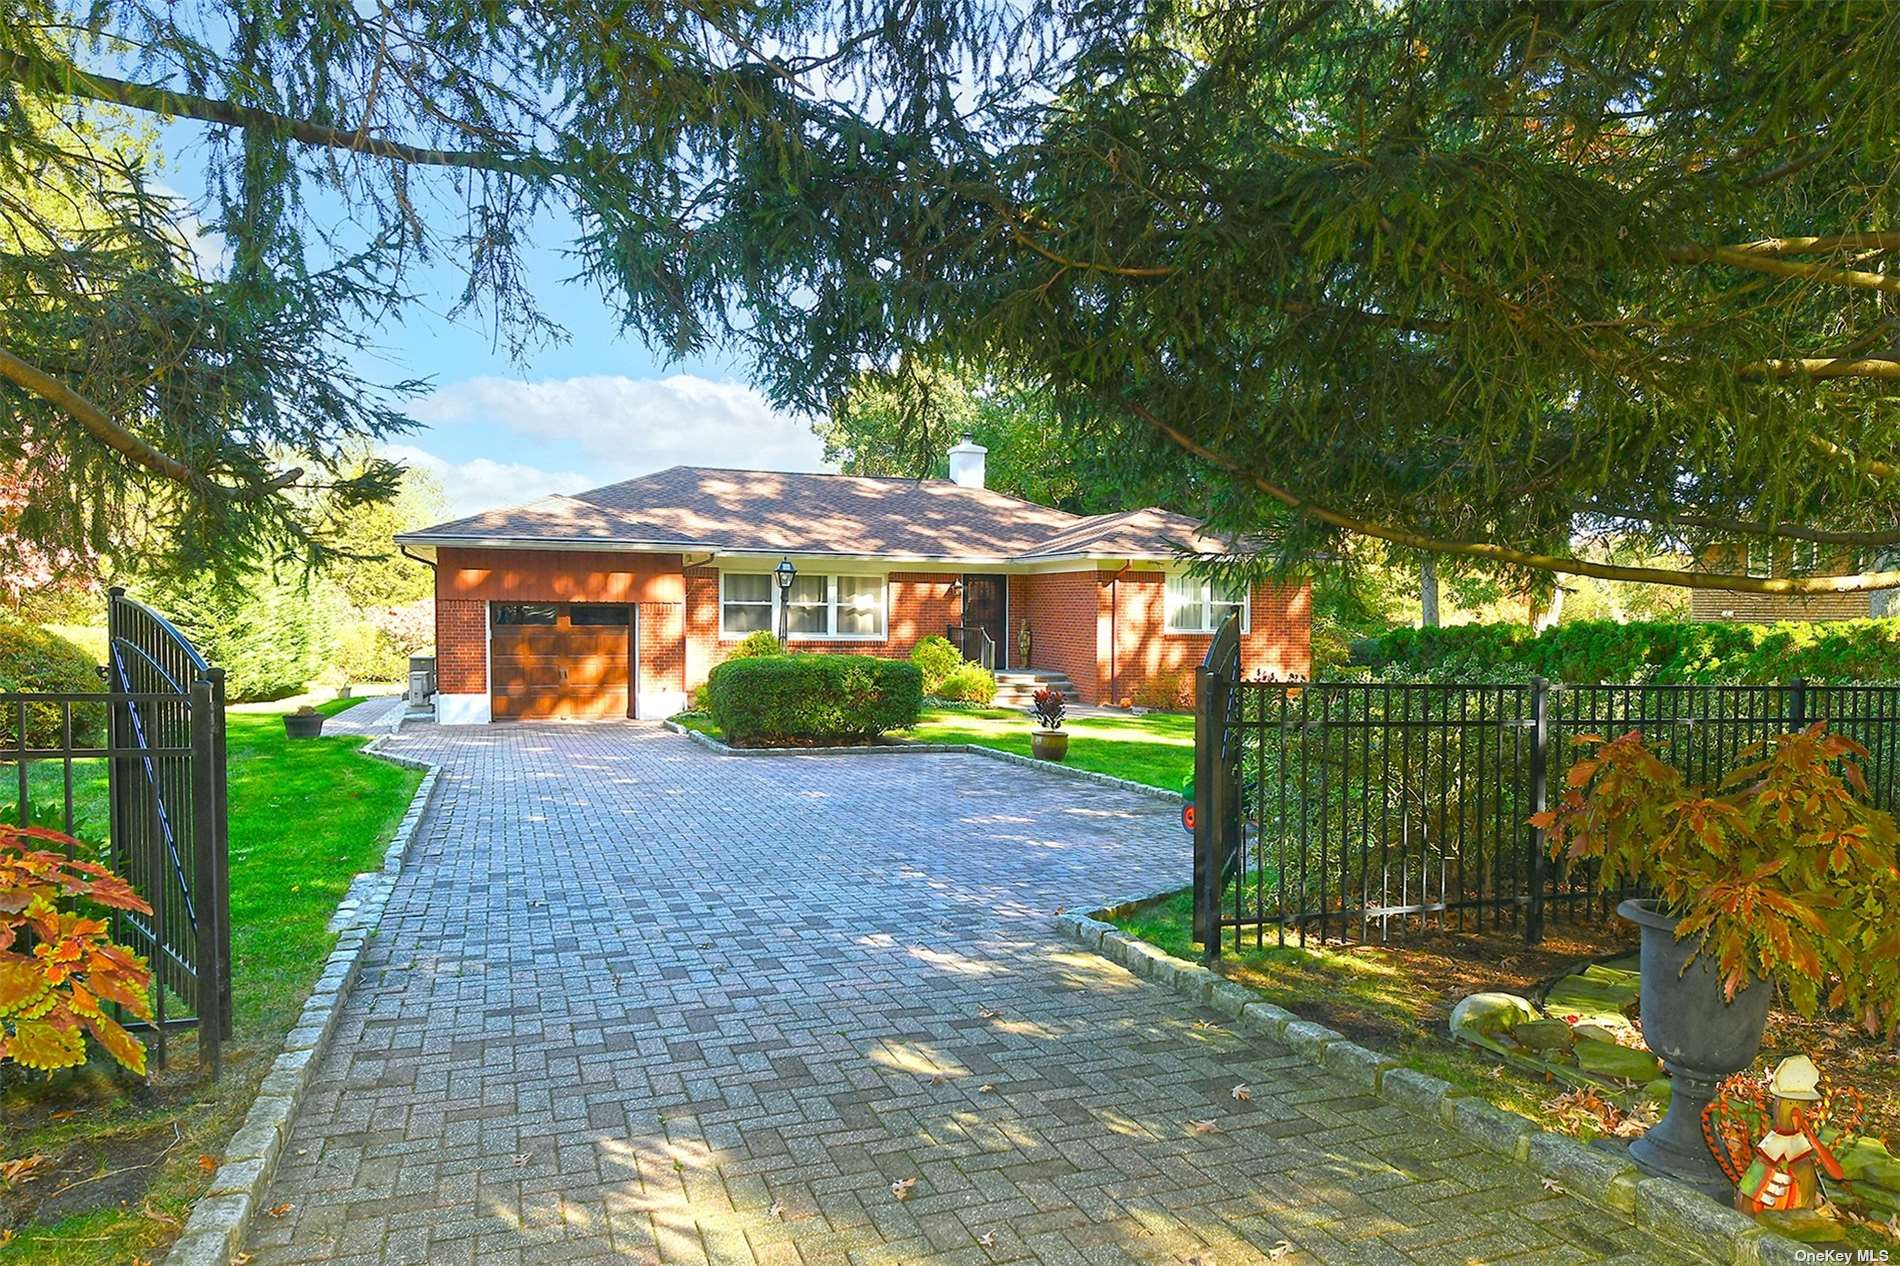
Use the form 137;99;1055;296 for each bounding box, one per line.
283;711;325;739
1030;728;1069;761
1620;897;1772;1198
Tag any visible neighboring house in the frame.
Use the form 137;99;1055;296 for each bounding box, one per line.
395;439;1311;722
1689;543;1898;623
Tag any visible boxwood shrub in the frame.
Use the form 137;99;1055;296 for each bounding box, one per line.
707;653;923;745
0;614;105;748
1350;617;1900;684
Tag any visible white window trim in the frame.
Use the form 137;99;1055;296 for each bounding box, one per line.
1164;573;1251;635
718;570;889;642
719;572;775;638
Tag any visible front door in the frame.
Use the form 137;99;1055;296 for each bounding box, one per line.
961;575;1006;668
489;602;633;720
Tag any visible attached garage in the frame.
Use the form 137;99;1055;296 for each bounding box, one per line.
489;602;633;720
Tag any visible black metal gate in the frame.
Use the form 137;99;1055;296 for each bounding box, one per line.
2;588;229;1074
1192;614;1900;962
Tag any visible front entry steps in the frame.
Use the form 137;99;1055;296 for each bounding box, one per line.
992;669;1082;707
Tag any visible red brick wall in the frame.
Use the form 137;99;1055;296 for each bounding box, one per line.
683;568;960;689
1100;573;1310;707
435;599;489;695
1012;570;1312;706
1015;571;1108;701
438;547;684;603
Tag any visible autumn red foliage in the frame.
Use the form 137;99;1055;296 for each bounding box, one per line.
1533;724;1900;1038
0;824;155;1074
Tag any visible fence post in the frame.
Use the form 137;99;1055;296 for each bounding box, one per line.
1193;661;1225;965
1526;677;1549;946
190;674;224;1079
1789;677;1808;731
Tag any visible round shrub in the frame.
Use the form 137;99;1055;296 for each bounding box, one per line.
909;635;962;694
0;614;104;747
933;662;996;705
707;654;922;746
730;630;785;659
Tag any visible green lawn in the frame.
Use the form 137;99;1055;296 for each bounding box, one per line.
1;697;422;1266
674;705;1194;791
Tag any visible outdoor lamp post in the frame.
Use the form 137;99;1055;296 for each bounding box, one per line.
774;556;796;642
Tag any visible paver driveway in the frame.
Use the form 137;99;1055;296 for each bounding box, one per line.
246;723;1663;1266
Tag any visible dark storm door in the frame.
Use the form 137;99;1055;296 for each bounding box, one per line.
962;575;1007;668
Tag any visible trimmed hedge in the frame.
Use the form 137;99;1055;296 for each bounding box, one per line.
1350;617;1900;685
707;654;923;745
0;615;105;748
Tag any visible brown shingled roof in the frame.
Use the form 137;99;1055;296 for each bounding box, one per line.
399;465;1213;562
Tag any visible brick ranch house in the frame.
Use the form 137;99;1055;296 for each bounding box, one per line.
396;440;1311;723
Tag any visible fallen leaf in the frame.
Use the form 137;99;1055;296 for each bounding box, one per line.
513;1153;531;1167
0;1154;47;1186
197;1154;217;1174
235;1254;254;1265
767;1200;785;1220
1188;1119;1219;1135
929;1072;948;1085
978;1084;997;1093
1267;1240;1294;1260
0;1229;13;1247
266;1203;292;1218
1541;1177;1565;1194
977;1007;1000;1020
141;1198;181;1228
1193;1019;1221;1031
48;1110;78;1122
1053;906;1064;916
890;1176;917;1200
977;1230;996;1247
1230;1084;1252;1102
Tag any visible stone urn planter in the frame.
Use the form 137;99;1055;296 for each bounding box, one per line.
1031;728;1069;761
1619;898;1772;1197
284;708;325;739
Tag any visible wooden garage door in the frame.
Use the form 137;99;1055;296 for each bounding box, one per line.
489;602;632;720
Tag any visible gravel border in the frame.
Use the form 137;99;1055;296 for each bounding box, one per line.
663;720;1183;804
1052;909;1806;1266
159;742;441;1266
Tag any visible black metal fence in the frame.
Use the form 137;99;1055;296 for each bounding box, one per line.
1191;617;1900;959
1;588;229;1075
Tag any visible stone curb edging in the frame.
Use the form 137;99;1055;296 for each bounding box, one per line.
1051;910;1806;1266
662;720;1182;804
159;743;442;1266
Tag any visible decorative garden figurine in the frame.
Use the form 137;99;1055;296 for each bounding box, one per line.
1735;1057;1845;1214
1017;619;1031;668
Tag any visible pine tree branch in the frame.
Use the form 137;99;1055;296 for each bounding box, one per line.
0;50;561;179
1728;233;1900;256
1125;400;1900;594
1578;504;1900;548
0;345;300;500
1671;243;1900;296
1739;358;1900;381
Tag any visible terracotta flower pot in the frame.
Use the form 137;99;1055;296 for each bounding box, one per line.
1031;728;1069;761
1619;897;1772;1197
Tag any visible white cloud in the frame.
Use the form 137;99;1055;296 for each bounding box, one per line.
380;443;594;520
409;373;828;473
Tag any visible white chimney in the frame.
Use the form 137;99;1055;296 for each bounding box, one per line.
947;435;987;489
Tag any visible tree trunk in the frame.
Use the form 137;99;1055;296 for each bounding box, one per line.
1419;555;1440;627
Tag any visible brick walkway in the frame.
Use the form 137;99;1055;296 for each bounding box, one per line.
245;723;1663;1266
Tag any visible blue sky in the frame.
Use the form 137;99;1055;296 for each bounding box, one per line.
160;126;830;521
